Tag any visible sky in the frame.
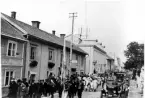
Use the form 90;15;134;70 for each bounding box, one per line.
1;0;145;63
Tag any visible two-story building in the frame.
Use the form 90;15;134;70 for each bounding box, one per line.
1;16;26;96
66;35;114;75
78;39;107;74
2;12;87;82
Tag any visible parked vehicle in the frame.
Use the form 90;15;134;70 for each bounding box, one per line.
101;76;124;98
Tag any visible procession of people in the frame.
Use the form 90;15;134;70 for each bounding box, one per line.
7;72;87;98
7;69;141;98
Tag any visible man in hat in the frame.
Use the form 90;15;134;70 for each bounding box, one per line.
8;78;18;98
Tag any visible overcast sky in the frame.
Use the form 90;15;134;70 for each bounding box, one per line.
1;0;145;63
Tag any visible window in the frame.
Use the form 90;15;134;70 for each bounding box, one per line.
7;41;17;56
30;45;37;60
49;49;54;61
4;70;14;86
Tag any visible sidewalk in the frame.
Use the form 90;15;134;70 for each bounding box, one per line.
128;88;143;98
128;80;143;98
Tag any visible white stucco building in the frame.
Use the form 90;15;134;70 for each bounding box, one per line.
66;35;114;75
78;39;115;74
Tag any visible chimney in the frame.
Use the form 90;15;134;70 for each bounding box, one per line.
11;11;16;19
31;21;40;28
52;30;56;35
60;34;65;39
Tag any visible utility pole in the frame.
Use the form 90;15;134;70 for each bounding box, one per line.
78;27;83;44
69;12;77;75
80;27;82;39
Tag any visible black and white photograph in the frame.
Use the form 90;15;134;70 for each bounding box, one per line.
0;0;144;98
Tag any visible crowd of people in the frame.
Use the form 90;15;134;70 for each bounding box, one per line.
7;71;131;98
7;73;85;98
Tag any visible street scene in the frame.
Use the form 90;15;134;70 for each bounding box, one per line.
1;0;144;98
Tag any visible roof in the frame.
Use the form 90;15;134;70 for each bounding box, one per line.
2;13;87;55
106;54;114;60
1;18;26;41
78;44;106;54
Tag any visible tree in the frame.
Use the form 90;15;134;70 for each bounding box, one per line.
124;42;144;71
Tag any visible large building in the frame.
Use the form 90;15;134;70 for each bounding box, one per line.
1;16;26;96
1;12;87;82
66;35;114;75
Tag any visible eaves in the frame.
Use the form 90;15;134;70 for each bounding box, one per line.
26;34;62;48
77;44;106;54
1;33;27;42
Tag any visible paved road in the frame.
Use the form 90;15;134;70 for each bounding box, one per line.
3;80;143;98
53;85;102;98
81;91;101;98
45;91;101;98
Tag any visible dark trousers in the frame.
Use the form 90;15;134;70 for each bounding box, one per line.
9;95;17;98
29;93;36;98
101;89;107;96
37;93;42;98
8;92;17;98
58;90;63;98
77;90;83;98
68;92;74;98
102;82;105;88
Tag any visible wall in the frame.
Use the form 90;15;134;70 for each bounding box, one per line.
1;36;24;96
25;39;86;81
64;50;86;75
93;47;107;73
25;41;41;81
1;37;24;82
79;46;92;74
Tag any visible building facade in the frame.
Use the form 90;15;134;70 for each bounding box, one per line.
78;40;108;74
1;17;26;96
106;55;115;71
66;35;114;75
2;12;87;82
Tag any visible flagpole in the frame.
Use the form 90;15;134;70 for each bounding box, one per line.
62;36;69;98
62;38;66;82
61;34;72;98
